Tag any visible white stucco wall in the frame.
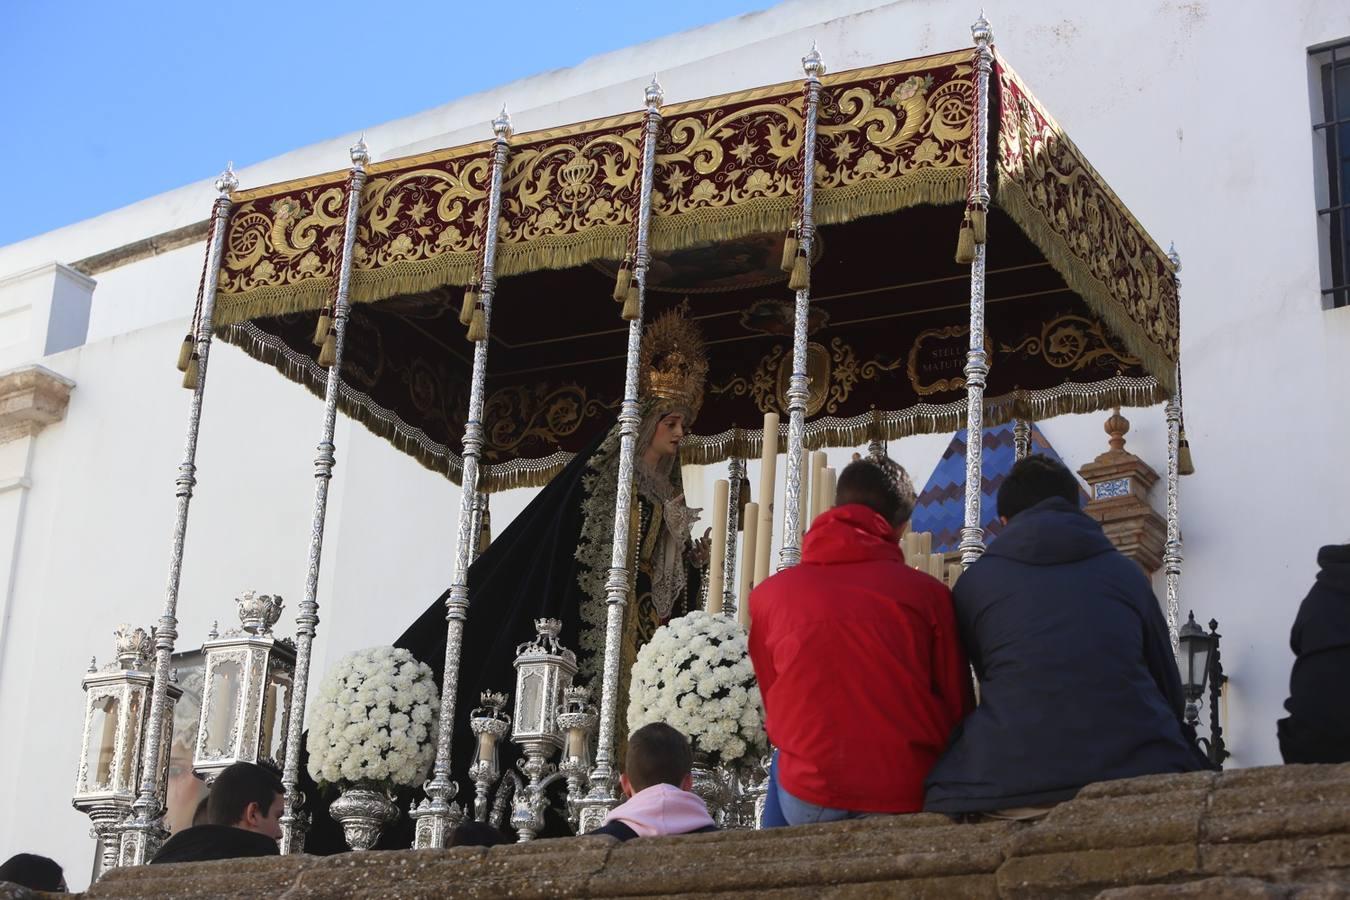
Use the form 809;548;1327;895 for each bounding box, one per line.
1;0;1348;887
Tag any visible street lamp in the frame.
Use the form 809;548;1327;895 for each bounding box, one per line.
1177;610;1229;767
1178;610;1211;722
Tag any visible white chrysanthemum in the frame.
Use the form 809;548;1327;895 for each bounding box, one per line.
306;646;440;790
628;611;768;768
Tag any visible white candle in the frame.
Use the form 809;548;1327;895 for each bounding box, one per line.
754;413;778;587
738;502;759;628
810;450;828;521
822;466;837;512
705;479;729;613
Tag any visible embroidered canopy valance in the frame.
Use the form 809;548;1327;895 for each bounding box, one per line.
211;48;1178;489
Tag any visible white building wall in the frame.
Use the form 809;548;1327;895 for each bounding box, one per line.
0;0;1348;886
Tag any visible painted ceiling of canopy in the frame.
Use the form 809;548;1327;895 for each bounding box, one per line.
215;47;1178;489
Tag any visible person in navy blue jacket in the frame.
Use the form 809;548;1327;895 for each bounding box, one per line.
924;455;1210;817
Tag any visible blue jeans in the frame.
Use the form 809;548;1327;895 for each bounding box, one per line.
761;750;863;828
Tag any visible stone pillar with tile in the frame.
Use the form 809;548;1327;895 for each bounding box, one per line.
1077;409;1167;574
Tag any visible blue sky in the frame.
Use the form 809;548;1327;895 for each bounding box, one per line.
0;0;771;247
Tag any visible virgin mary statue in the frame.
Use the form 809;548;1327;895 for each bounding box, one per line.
393;307;710;824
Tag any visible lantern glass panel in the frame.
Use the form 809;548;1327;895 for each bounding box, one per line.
204;659;242;757
475;731;500;778
519;672;544;734
259;678;290;762
86;695;119;789
564;728;590;768
120;688;143;789
1187;640;1210;694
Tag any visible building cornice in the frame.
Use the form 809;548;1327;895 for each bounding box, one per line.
0;365;75;444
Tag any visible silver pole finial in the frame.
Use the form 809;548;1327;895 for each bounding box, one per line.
645;75;664;110
215;162;239;196
1167;241;1181;272
492;104;513;140
803;42;826;79
972;11;993;46
350;135;370;167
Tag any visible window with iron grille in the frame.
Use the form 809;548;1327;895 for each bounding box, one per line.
1311;39;1350;309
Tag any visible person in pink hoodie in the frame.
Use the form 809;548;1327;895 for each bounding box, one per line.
593;723;718;841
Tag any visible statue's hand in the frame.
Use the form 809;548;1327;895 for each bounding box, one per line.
690;527;713;568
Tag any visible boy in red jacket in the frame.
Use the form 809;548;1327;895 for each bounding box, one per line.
749;456;973;824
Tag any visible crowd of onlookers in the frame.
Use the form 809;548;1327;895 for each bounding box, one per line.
4;454;1348;890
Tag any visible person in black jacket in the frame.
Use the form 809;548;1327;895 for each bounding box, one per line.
151;762;283;864
1278;543;1350;763
924;455;1210;817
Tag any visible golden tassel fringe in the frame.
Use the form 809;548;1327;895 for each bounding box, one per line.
466;306;487;342
955;220;975;265
1178;429;1195;476
317;333;337;368
612;261;631;302
780;229;798;273
787;251;810;292
459;286;478;327
621;284;640;321
312;312;331;347
212;171;970;329
182;353;200;390
222;319;1164;490
176;335;194;373
971;207;987;244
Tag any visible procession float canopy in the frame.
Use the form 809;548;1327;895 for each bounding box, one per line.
214;47;1178;490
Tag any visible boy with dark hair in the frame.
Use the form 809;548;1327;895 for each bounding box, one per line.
924;455;1209;818
151;761;285;864
0;853;66;892
750;456;973;825
592;723;717;841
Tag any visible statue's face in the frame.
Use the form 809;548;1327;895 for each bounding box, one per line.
648;412;686;458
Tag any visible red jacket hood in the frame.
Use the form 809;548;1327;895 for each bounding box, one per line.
803;504;903;565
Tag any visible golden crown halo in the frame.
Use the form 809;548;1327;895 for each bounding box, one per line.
639;304;708;421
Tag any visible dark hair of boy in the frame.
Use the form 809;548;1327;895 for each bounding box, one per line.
997;454;1080;521
834;457;916;528
0;853;66;893
207;761;284;827
625;722;693;793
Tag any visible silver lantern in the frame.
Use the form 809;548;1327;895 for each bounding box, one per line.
73;626;181;880
510;618;577;841
193;592;296;782
555;685;597;830
468;690;511;823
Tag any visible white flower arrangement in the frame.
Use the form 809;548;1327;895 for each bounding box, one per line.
306;646;440;790
627;611;768;768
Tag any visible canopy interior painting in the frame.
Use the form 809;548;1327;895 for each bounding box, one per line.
215;48;1177;489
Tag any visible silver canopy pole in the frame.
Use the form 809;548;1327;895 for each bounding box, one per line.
120;165;237;865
